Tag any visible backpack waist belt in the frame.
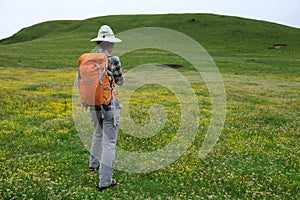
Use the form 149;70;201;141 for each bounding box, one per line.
89;104;112;112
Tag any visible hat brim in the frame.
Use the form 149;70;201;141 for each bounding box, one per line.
90;37;122;43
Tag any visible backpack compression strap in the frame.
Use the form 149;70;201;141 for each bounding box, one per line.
95;64;104;84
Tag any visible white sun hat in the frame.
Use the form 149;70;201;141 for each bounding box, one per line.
90;25;122;43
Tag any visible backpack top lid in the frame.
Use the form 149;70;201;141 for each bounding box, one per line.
78;53;108;68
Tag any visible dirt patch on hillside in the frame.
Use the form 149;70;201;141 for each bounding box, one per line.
269;44;286;50
157;64;183;69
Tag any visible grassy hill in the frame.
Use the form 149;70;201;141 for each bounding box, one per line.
0;14;299;77
0;14;299;199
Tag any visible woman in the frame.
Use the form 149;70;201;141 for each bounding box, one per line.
78;25;123;191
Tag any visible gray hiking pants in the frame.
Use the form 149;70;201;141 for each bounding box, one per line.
89;108;120;187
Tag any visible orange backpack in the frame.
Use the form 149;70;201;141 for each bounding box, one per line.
78;53;114;106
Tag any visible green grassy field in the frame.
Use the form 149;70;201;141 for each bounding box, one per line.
0;14;299;199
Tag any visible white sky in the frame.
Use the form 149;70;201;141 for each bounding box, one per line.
0;0;299;40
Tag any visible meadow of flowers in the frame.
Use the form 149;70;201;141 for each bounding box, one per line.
0;66;298;199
